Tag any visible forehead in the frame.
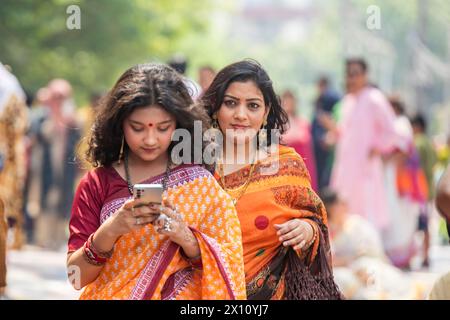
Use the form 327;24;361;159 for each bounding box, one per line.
225;81;264;99
200;68;214;75
128;105;175;122
346;63;364;73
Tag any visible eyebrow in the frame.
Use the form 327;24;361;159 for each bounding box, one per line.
224;94;263;103
129;119;173;125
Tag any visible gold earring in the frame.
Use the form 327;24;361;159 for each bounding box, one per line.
258;119;268;149
118;136;124;164
212;114;219;129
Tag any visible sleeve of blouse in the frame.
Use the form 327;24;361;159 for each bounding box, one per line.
67;169;104;253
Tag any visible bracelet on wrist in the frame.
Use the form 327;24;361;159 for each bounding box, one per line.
88;233;114;259
83;242;106;266
82;233;114;266
305;223;317;249
180;249;202;270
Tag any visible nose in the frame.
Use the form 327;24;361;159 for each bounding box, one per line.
143;130;158;146
233;103;248;121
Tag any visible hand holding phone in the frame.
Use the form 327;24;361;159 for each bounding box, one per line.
132;184;164;208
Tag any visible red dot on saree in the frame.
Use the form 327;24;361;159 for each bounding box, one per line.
254;215;269;230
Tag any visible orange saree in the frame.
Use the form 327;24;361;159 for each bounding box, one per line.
76;165;246;300
215;146;341;299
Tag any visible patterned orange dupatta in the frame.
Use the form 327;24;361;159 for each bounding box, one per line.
80;166;246;300
215;146;341;299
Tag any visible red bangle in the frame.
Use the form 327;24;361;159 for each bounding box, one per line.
83;242;106;266
82;233;113;266
87;233;114;259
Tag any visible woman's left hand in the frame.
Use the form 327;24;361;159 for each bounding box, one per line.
274;219;315;251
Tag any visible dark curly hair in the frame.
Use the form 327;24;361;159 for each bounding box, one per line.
201;59;288;147
85;63;210;168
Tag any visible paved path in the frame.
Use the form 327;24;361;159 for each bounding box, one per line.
2;244;450;300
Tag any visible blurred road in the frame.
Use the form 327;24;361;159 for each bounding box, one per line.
2;244;450;300
4;246;79;300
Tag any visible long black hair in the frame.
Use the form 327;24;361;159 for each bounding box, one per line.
85;63;210;167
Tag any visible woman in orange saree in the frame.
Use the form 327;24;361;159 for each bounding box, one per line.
67;63;246;300
72;164;246;300
202;60;342;299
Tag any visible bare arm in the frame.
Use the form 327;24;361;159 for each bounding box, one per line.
436;165;450;222
67;199;158;290
67;218;120;290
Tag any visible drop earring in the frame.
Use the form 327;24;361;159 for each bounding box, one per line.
212;113;219;129
118;136;125;165
258;119;268;149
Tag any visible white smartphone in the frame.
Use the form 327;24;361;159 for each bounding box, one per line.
132;184;164;207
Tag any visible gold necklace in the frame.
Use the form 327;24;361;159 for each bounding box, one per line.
217;156;258;206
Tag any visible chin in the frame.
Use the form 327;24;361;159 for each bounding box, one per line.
138;151;164;162
226;132;255;144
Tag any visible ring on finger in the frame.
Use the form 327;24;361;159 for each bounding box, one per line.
163;217;173;232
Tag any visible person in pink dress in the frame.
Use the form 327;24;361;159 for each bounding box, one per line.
321;58;402;234
280;90;318;191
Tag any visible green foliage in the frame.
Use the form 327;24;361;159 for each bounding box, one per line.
1;0;449;116
0;0;211;104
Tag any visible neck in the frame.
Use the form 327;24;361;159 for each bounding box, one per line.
334;211;348;228
127;150;169;172
354;85;368;95
223;139;257;166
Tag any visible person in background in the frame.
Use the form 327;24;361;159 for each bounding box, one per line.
430;164;450;299
198;65;216;95
322;188;428;300
323;58;402;236
0;62;28;298
311;76;340;192
382;97;423;269
281;90;318;191
436;164;450;240
75;92;104;178
27;79;80;249
0;199;6;299
410;114;437;267
168;54;202;101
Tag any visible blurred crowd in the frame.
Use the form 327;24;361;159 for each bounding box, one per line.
279;58;450;299
0;55;449;299
0;56;217;251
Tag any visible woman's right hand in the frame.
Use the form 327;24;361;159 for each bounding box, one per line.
104;199;160;238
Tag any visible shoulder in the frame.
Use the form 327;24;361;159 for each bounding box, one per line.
168;164;216;188
260;145;309;178
365;87;389;106
278;145;306;165
78;166;113;190
169;164;233;202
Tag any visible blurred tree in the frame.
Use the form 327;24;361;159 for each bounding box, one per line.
0;0;211;104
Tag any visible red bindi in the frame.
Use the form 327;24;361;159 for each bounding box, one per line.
148;123;153;127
